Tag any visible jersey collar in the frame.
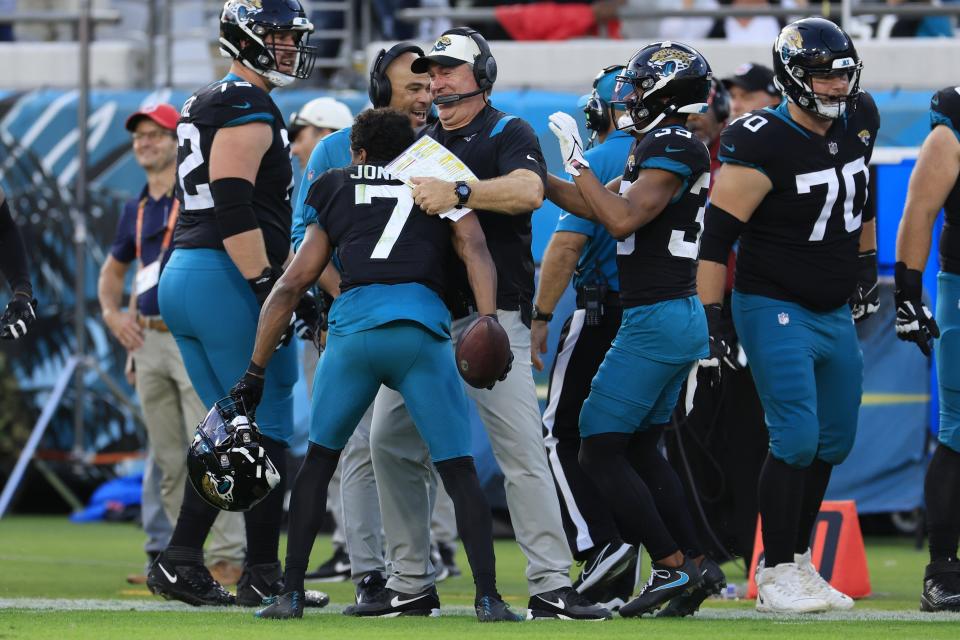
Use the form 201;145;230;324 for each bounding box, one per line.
435;104;497;140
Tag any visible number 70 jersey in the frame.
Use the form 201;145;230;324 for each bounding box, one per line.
717;95;880;312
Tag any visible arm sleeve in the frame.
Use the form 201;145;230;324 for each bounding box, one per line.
0;196;32;292
716;116;772;176
494;117;548;186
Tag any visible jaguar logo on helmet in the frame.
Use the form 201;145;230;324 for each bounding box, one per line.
649;48;697;76
432;36;453;53
201;472;235;508
778;27;804;63
858;129;871;146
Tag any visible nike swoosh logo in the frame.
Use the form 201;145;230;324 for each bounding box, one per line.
537;596;565;610
651;571;690;592
582;545;608;577
158;563;178;584
664;145;683;153
558;213;570;220
232;101;251;109
527;154;537;162
721;143;736;152
252;585;268;599
391;594;429;607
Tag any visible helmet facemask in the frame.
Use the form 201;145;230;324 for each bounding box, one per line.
778;60;861;120
611;73;708;135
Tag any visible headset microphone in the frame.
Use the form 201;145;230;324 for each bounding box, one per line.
433;87;486;105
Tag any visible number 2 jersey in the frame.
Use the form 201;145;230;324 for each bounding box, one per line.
172;73;294;268
718;95;880;311
302;165;455;338
931;86;960;275
617;125;711;307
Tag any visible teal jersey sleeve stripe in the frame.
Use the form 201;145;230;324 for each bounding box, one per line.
931;110;960;143
718;155;769;177
640;156;692;177
223;112;274;127
489;115;517;138
302;203;321;229
764;103;811;139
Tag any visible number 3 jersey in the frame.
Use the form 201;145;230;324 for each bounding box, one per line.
718;95;880;311
172;74;294;268
617;125;711;307
302;165;455;338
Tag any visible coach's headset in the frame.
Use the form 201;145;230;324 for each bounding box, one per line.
431;27;498;106
583;64;626;146
369;42;426;108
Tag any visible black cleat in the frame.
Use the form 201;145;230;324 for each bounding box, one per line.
573;541;637;594
438;541;462;578
475;594;524;622
527;586;612;620
146;552;236;607
657;556;726;617
237;562;329;609
620;558;703;618
580;548;640;611
921;559;960;612
342;571;388;616
304;546;351;582
255;591;304;619
346;585;441;617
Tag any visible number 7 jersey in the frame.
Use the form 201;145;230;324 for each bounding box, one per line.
718;95;880;311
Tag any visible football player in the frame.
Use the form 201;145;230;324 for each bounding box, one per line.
229;108;519;621
0;185;37;340
148;0;322;607
547;41;722;617
894;86;960;613
697;17;878;613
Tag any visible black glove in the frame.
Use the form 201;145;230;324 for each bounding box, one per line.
247;266;281;307
293;291;321;350
230;361;265;419
849;250;880;323
0;294;37;340
702;303;741;372
485;314;513;390
894;261;939;356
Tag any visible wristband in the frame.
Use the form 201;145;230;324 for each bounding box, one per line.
247;361;266;378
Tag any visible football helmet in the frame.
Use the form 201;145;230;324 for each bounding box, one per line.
187;397;280;512
773;17;862;120
219;0;317;88
611;41;711;134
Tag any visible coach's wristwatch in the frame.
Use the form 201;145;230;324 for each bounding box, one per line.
454;181;471;209
532;305;553;322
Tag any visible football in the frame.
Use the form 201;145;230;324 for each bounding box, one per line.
456;315;512;389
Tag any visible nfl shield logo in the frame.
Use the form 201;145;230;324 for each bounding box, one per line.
827;141;839;155
778;312;790;326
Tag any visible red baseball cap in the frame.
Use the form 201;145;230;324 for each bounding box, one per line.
125;103;179;132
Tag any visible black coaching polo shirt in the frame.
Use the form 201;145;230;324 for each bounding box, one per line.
418;104;548;317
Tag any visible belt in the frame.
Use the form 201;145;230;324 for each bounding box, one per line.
575;289;622;309
137;315;169;332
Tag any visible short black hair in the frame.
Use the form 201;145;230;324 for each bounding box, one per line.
350;108;414;164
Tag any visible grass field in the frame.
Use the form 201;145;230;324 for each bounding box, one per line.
1;516;959;638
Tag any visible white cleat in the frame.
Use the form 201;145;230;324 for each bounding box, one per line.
794;549;854;611
755;562;830;614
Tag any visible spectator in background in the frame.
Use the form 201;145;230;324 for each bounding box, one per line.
722;62;781;119
657;0;720;41
97;104;246;587
879;0;955;38
708;0;791;41
289;97;353;170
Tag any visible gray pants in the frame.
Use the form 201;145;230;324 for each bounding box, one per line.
134;328;244;564
370;309;573;595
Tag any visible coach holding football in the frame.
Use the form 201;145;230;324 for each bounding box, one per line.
364;27;609;620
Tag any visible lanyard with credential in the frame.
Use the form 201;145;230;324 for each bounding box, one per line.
135;195;180;262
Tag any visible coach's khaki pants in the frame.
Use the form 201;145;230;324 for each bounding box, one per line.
134;328;245;564
370;309;573;595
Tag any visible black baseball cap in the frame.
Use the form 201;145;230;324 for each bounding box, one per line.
722;63;778;96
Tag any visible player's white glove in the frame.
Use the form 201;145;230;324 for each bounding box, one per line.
548;112;589;177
